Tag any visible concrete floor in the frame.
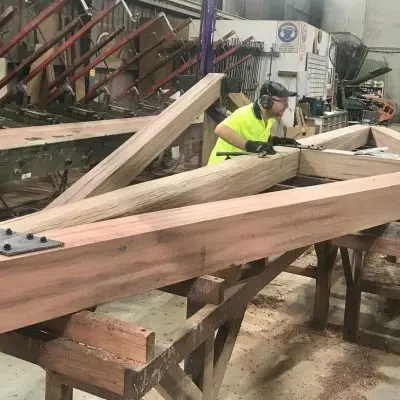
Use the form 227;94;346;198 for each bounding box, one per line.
1;253;400;400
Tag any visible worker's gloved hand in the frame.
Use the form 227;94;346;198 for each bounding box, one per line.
271;137;301;146
245;140;276;155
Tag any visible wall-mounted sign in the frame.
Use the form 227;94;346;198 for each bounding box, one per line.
276;21;300;53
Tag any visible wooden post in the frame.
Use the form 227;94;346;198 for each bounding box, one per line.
343;250;364;342
184;295;212;394
312;242;338;330
200;110;218;166
213;316;244;398
202;337;215;400
45;371;73;400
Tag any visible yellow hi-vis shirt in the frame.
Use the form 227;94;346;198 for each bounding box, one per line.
207;103;276;165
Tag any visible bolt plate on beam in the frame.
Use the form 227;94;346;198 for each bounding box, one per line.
0;228;63;256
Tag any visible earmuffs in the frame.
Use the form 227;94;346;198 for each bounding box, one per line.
259;94;273;110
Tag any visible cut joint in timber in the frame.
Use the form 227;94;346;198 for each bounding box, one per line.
0;228;63;256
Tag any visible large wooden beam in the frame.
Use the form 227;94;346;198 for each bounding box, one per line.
0;116;155;151
47;73;225;208
1;172;400;333
3;148;299;233
299;125;370;150
0;121;203;184
371;126;400;152
299;149;400;180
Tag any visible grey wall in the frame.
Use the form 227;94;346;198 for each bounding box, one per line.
322;0;400;119
222;0;318;23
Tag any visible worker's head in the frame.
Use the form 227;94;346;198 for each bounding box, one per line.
258;81;296;117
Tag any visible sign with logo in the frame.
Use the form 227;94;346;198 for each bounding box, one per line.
276;21;299;53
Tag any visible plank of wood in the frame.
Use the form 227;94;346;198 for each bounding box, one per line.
226;92;251;112
362;259;400;298
3;148;299;234
285;264;317;279
47;73;225;208
37;310;155;363
27;45;54;105
0;116;155;151
156;365;203;400
299;149;400;180
371;126;400;152
45;372;73;400
332;223;400;257
299;125;370;150
312;242;338;330
162;275;225;305
213;317;243;398
2;172;400;333
0;332;138;395
201;112;218;166
343;250;364;342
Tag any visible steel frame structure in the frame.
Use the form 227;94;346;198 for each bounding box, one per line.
45;13;167;105
0;18;82;91
77;18;192;105
0;0;70;58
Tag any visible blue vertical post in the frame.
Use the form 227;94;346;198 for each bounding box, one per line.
199;0;217;77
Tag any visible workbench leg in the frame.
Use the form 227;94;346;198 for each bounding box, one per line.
184;296;211;393
343;250;364;342
45;371;73;400
202;336;215;400
213;316;244;399
312;242;338;330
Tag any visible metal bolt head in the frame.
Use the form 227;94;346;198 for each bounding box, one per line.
3;243;11;251
40;236;47;243
26;233;34;240
5;228;12;235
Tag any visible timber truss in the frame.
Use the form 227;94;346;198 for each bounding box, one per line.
1;74;400;399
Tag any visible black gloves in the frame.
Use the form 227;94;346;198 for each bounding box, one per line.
245;137;301;156
245;140;276;155
270;136;301;146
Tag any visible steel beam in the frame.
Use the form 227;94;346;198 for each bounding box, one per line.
47;26;126;92
113;30;235;103
0;1;122;106
113;40;199;103
78;18;192;104
45;13;166;105
0;0;70;58
223;54;252;74
199;0;216;77
141;35;253;100
0;18;81;91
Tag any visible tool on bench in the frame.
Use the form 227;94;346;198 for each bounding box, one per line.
217;144;325;159
217;151;266;158
278;144;326;151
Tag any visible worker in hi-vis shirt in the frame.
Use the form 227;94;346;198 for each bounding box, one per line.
208;81;300;165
